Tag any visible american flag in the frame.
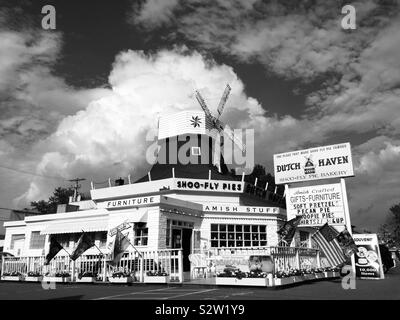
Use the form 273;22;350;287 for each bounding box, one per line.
312;223;346;267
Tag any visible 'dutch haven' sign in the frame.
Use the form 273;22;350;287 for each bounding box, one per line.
273;143;354;184
286;183;346;227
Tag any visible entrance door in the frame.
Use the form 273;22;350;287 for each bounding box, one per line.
182;229;192;272
171;228;192;272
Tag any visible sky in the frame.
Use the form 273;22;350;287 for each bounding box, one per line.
0;0;399;231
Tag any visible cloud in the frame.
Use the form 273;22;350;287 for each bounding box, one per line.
126;0;400;230
129;0;180;28
15;48;270;205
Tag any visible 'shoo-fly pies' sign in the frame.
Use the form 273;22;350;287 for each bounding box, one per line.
273;143;354;184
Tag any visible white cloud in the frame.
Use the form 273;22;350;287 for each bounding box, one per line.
15;48;270;205
130;0;180;28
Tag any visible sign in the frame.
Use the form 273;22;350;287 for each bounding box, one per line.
214;254;251;273
99;195;159;209
173;179;243;193
353;234;385;279
286;183;346;227
273;143;354;184
108;220;132;237
203;205;280;214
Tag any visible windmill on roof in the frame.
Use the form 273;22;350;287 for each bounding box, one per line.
141;85;245;183
195;84;246;153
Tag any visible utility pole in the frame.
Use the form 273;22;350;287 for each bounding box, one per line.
68;178;86;202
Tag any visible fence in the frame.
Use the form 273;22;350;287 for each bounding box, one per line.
1;249;183;283
189;246;322;278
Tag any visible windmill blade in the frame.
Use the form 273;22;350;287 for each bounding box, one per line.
195;90;213;120
217;84;231;119
220;122;246;152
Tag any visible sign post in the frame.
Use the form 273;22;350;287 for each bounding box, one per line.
340;178;356;274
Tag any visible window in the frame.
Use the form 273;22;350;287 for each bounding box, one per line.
29;231;46;249
166;219;171;246
210;224;267;248
134;223;148;246
55;234;70;248
98;232;107;248
191;147;201;156
10;234;25;249
299;231;309;247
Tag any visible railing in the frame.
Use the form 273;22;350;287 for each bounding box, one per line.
189;246;322;279
1;249;183;283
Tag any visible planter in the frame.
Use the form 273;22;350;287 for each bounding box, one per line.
324;271;335;278
1;275;24;281
25;276;43;282
109;276;133;284
144;275;169;284
273;276;296;286
302;274;316;281
76;277;97;283
216;277;269;287
43;276;71;283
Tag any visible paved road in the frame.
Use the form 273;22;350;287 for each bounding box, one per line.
1;267;399;300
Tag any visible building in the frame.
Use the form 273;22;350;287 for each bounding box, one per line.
0;209;40;255
2;110;291;278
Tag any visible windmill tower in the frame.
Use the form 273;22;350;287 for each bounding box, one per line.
137;85;244;182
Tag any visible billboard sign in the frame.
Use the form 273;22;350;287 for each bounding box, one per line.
286;183;346;227
353;234;385;280
273;143;354;184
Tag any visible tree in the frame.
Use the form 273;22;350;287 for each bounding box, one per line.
245;164;284;195
378;203;400;247
31;187;75;214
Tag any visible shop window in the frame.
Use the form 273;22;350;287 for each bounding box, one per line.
10;234;25;249
300;231;309;247
29;231;46;249
98;232;107;248
166;219;171;247
210;224;268;248
134;223;148;246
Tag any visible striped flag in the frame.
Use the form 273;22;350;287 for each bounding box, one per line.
312;223;346;267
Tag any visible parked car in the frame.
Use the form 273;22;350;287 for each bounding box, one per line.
379;244;394;273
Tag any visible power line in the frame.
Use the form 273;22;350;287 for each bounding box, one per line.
0;165;66;181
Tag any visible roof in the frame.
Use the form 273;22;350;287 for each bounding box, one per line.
135;163;239;183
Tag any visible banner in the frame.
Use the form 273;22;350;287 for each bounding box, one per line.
70;232;95;261
45;236;64;265
286;183;346;227
273;143;354;184
353;234;385;279
277;216;302;245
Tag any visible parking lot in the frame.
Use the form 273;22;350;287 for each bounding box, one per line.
0;266;399;300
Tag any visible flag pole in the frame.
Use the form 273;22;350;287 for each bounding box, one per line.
340;178;356;275
120;231;142;258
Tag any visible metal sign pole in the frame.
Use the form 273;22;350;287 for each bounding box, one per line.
340;178;356;275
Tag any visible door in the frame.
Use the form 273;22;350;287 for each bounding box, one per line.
14;239;25;256
182;229;192;272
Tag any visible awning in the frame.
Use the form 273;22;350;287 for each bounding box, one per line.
40;219;108;235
